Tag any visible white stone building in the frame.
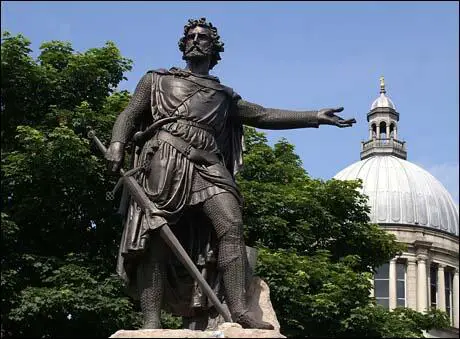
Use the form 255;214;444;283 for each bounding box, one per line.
334;77;459;337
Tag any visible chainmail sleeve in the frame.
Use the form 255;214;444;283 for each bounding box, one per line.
235;99;319;130
110;73;153;144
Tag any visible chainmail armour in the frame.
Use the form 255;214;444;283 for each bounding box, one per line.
110;67;319;329
136;234;167;328
202;192;247;317
136;192;249;328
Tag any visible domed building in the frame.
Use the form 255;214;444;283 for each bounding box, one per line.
334;77;459;337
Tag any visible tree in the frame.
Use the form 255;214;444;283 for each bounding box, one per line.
0;31;147;338
236;127;449;337
1;32;449;338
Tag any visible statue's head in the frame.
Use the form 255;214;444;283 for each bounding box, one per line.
178;17;224;70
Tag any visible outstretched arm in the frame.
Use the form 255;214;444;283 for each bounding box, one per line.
236;99;355;130
106;72;153;172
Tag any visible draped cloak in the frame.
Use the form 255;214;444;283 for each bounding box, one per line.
115;68;245;316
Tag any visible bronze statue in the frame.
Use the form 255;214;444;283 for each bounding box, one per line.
104;17;356;330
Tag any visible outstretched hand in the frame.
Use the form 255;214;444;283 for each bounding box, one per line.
317;107;356;128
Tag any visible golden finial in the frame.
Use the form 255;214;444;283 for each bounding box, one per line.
379;76;386;94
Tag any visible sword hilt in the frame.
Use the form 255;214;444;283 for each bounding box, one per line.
87;128;125;176
106;177;123;201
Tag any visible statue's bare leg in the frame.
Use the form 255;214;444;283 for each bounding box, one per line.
202;193;274;330
136;234;167;329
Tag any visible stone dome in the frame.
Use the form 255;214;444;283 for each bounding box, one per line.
371;92;396;110
334;155;459;236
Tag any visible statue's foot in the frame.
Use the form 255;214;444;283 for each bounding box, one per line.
235;311;274;330
141;320;162;329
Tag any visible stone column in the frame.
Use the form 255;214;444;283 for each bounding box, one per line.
394;126;397;139
437;265;446;312
369;275;374;298
376;124;380;139
389;259;397;310
386;124;390;140
453;269;459;328
369;128;373;140
406;257;417;310
417;255;428;313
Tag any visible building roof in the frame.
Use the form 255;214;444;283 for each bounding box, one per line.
370;76;396;110
334;155;459;236
371;92;396;110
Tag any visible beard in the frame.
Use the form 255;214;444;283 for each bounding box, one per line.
184;45;212;60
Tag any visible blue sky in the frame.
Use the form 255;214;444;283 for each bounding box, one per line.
2;1;458;203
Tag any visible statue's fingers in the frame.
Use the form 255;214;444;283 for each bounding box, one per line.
339;118;356;125
336;120;354;128
344;118;356;124
334;107;344;113
335;116;349;124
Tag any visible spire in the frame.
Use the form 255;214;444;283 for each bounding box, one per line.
372;75;395;110
380;76;386;94
361;76;406;160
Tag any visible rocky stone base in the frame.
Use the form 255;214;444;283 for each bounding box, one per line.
204;276;280;332
110;322;286;338
110;276;284;338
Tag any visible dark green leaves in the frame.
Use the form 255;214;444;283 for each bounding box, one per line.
238;126;444;337
1;31;137;338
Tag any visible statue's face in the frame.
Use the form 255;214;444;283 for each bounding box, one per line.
183;26;213;60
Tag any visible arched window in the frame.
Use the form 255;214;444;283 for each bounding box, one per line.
372;123;377;139
390;123;395;139
379;121;387;139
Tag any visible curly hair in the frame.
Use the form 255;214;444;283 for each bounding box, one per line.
178;17;225;70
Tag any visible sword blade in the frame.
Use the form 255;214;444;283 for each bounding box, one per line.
160;225;232;322
87;129;232;322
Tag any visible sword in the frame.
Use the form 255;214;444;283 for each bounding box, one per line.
87;129;232;323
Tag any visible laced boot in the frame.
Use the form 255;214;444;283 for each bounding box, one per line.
234;310;274;330
220;252;274;330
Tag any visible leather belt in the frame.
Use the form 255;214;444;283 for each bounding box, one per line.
157;130;221;166
176;119;215;133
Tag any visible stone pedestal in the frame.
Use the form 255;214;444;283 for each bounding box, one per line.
110;322;285;338
110;276;284;338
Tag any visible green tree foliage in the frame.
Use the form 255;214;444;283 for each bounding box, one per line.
1;31;144;338
1;32;449;337
1;32;131;149
236;127;449;337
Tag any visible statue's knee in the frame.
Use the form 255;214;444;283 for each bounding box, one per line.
215;219;244;240
218;252;241;270
217;232;245;269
